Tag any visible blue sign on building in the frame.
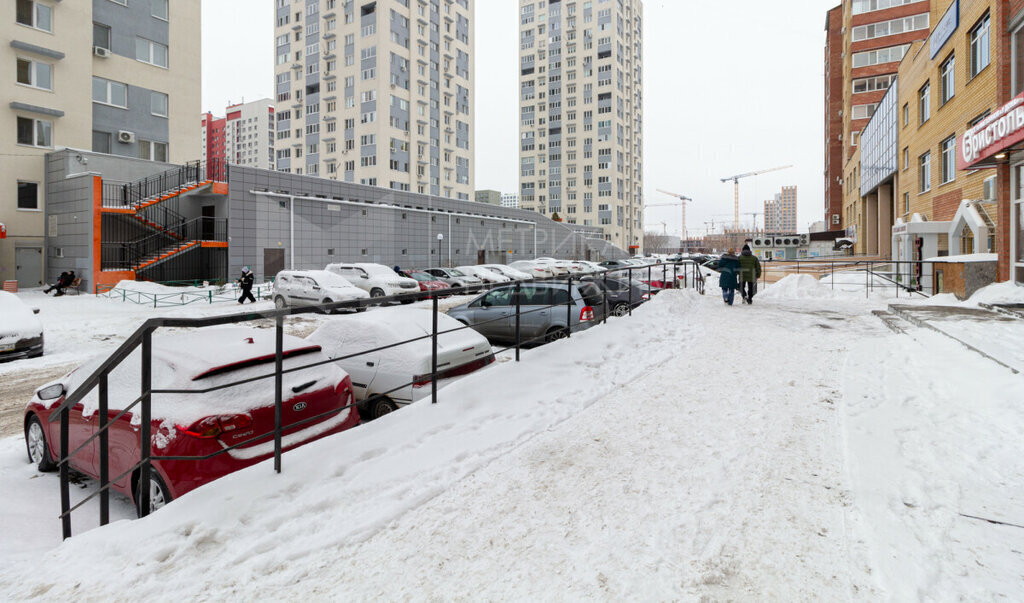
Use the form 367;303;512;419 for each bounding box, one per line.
931;0;959;59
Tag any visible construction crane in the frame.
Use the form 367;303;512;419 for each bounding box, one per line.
650;189;693;239
720;165;793;230
745;212;763;233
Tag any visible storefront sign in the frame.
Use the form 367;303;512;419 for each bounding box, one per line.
892;223;908;236
930;0;958;59
960;92;1024;169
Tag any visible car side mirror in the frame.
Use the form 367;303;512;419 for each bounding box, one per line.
37;383;65;401
361;275;369;279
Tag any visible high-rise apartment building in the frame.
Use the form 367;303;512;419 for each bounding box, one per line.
825;0;931;230
1;0;201;288
517;0;644;251
501;192;519;208
824;6;844;228
202;99;276;170
272;0;474;199
764;186;798;234
474;189;501;205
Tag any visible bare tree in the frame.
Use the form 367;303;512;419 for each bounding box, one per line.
643;231;675;254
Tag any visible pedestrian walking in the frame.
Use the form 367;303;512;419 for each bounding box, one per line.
718;249;740;306
738;244;762;304
237;266;256;304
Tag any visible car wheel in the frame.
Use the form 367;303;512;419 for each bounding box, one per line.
612;303;630;317
274;296;287;309
369;397;398;420
321;298;334;314
356;306;369;313
135;469;172;517
545;327;568;343
370;288;386;298
25;415;56;472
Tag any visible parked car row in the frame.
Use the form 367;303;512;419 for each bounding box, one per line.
0;291;44;362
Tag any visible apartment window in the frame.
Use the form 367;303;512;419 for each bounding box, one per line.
970;13;990;78
94;23;111;50
940;54;955;104
919;82;930;124
16;0;51;32
92;130;111;154
903;147;909;170
852;74;896;94
17;116;52;147
919;151;931;193
151;91;168;117
17;181;39;210
138;139;168;162
851;13;928;42
903;192;910;214
16;58;52;91
941;135;956;184
851;44;909;68
136;37;168;68
902;103;909;126
92;77;127;108
852;0;917;15
151;0;168;21
851;104;877;120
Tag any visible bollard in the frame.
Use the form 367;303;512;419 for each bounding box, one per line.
514;281;522;361
432;295;439;402
273;315;283;472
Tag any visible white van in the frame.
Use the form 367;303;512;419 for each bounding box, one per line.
273;270;370;312
326;263;421;298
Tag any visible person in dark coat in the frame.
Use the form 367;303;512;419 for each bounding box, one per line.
237;267;256;304
44;272;69;295
717;249;740;306
738;244;762;304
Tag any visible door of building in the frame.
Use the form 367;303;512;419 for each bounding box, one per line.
264;248;285;279
15;247;43;288
201;205;216;241
1014;162;1024;284
477;250;486;265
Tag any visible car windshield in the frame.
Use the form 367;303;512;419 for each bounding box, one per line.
408;272;433;282
314;272;355;288
363;265;397;278
449;269;467;277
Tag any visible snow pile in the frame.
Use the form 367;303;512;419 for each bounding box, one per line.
762;274;835;300
0;292;43;345
0;290;701;599
818;270;896;293
111;280;226;294
39;328;347;427
968;281;1024;305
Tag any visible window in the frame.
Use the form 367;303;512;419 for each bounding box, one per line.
138;140;168;162
919;151;931;193
151;91;168;117
903;103;909;127
16;58;51;90
940;54;955;104
1014;21;1024;97
17;181;39;210
852;74;896;94
92;77;127;108
919;82;930;124
851;0;917;14
851;13;928;42
852;44;909;68
970;13;990;78
17;116;51;147
903;192;910;214
941;135;956;184
851;104;877;120
136;37;168;68
92;130;111;154
16;0;51;32
94;23;111;50
151;0;168;21
903;147;909;170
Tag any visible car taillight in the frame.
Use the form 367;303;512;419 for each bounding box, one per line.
412;374;432;388
579;306;595;322
642;293;651;300
177;414;252;439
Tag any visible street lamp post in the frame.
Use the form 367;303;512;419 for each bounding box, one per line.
437;233;444;267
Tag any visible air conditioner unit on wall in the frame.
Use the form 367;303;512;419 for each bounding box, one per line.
832;214;841;225
117;130;136;144
799;234;809;246
93;46;111;58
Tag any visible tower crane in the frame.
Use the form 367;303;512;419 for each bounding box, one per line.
650;189;693;239
720;165;793;230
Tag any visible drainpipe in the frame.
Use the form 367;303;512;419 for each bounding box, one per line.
448;214;452;267
290;195;295;270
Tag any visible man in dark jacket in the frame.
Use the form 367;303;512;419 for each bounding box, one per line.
237;266;256;304
717;249;740;306
44;272;69;295
738;244;762;304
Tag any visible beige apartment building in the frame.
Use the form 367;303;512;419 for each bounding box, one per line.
272;0;474;200
517;0;644;252
1;0;200;288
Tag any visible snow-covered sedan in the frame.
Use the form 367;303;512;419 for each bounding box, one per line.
424;267;484;291
24;328;360;514
308;308;495;420
510;260;556;279
326;263;421;298
480;264;534;281
456;265;512;284
273;270;370;312
0;291;43;361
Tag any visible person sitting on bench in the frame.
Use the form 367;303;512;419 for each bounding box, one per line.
44;272;71;295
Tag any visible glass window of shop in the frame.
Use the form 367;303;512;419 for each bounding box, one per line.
1014;163;1024;283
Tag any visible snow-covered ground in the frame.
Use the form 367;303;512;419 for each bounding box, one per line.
0;282;1022;599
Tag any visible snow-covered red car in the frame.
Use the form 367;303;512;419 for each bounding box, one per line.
401;270;452;297
24;328;359;515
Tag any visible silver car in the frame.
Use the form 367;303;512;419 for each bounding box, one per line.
425;267;484;291
448;282;606;345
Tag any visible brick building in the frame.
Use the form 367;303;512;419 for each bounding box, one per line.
824;6;845;228
764;186;798;234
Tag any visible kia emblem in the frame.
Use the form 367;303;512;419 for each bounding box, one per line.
293;402;307;412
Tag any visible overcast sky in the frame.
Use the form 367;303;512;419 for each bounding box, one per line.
202;0;840;238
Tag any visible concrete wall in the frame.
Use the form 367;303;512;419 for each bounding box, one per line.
227;166;621;281
44;156;97;291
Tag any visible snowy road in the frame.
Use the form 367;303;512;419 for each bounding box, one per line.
1;284;1023;600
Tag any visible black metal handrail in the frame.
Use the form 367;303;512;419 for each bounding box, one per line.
102;218;228;271
101;159;226;208
47;262;702;538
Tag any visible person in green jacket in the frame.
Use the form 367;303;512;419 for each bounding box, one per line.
717;249;741;306
738;243;762;304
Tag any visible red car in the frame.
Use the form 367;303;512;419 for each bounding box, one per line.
402;270;452;297
24;328;359;514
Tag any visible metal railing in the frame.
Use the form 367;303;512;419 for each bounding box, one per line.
45;262;704;539
101;159;226;208
101;218;227;272
95;281;274;307
753;258;937;299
